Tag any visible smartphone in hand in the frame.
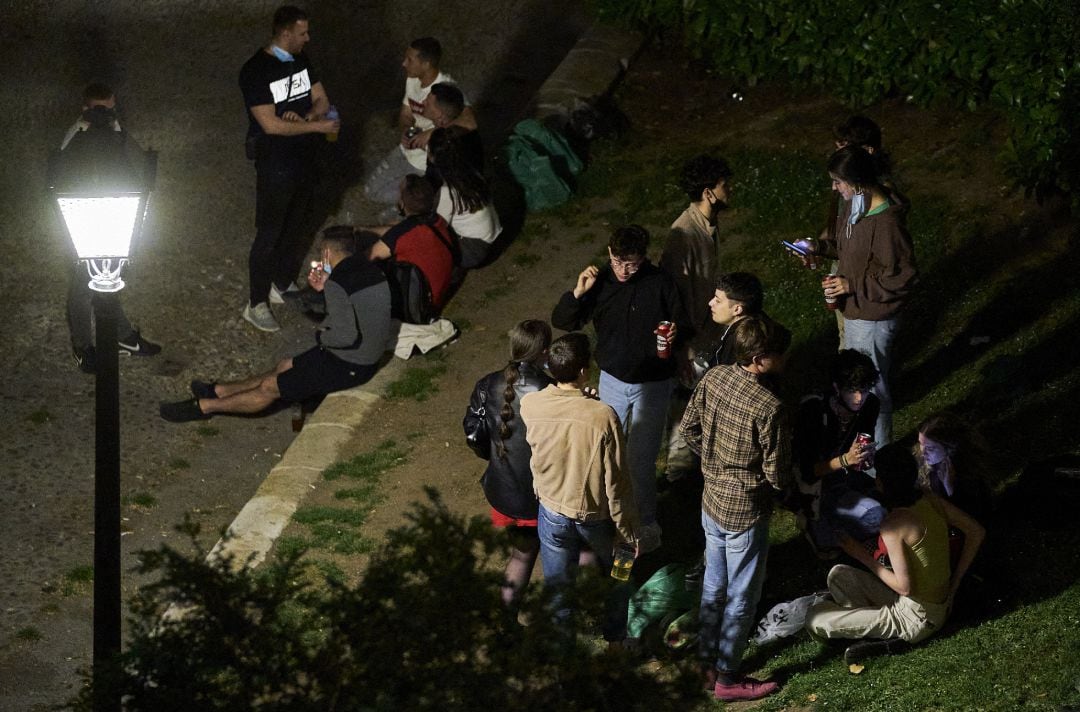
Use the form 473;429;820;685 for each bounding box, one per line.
781;239;813;256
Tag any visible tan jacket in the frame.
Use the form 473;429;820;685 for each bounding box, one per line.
520;385;638;542
660;205;723;352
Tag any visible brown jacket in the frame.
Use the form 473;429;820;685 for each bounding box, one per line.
825;200;917;321
520;385;638;542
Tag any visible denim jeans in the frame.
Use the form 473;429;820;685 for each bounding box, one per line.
363;146;421;205
698;510;770;674
537;503;629;641
842;317;898;445
599;371;674;527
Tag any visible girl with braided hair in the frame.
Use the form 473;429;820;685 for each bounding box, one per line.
463;320;560;606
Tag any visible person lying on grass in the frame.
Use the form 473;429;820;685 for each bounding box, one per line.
804;444;984;655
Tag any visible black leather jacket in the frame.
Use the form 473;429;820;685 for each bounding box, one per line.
463;362;552;520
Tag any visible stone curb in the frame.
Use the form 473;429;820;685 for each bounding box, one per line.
204;22;647;575
202;358;405;573
533;23;645;126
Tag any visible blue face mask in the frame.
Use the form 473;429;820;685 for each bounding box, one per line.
270;44;294;62
848;191;867;225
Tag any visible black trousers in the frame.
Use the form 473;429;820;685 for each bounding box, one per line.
250;154;315;306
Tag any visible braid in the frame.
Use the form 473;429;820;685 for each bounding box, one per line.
496;362;519;460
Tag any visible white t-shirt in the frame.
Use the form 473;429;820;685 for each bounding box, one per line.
400;71;468;169
437;185;502;244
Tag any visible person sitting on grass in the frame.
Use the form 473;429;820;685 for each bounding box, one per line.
803;444;985;663
159;227;390;422
916;411;994;524
793;349;885;558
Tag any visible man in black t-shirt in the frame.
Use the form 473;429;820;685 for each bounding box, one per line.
238;5;338;332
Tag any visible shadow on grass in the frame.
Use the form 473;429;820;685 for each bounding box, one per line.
894;204;1077;409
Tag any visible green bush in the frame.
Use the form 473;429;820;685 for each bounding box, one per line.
590;0;1079;203
68;493;698;711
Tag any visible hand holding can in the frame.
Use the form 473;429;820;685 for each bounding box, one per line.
655;321;674;359
854;432;875;471
822;276;839;310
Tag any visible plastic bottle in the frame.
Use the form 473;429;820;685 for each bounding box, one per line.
326;105;339;143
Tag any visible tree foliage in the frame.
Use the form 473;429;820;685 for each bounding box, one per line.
589;0;1079;204
68;491;697;711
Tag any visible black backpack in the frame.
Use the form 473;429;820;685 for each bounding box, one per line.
386;261;436;325
383;217;458;325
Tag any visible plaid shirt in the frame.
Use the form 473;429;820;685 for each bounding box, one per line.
679;364;792;531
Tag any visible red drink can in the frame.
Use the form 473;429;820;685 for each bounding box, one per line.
855;432;874;471
656;321;674;359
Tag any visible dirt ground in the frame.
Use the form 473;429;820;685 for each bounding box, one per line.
0;2;588;708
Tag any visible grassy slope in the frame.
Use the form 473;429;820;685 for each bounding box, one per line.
577;53;1080;711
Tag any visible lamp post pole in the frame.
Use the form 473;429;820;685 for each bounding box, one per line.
50;134;154;711
92;289;122;712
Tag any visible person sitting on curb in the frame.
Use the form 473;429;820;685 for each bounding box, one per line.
363;37;477;207
423;83;484;186
159;227;390;422
803;444;985;665
366;174;458;315
363;174;460;359
429;127;500;269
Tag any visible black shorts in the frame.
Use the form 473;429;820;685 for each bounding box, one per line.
277;347;377;403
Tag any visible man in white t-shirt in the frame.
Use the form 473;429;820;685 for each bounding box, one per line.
363;36;477;205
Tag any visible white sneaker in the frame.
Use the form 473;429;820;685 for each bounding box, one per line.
268;282;301;305
242;302;280;332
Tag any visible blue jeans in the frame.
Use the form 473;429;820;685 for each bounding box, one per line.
699;511;769;674
363;146;421;205
842;317;898;445
537;503;628;641
599;371;674;527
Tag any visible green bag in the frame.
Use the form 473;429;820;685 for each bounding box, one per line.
503;119;583;211
626;563;698;639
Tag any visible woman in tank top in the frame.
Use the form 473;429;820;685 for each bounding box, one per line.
804;444;985;648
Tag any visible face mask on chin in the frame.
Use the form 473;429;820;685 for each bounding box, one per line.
270;44;294;62
849;191;867;225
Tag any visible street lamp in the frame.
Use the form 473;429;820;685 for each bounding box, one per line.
49;132;155;711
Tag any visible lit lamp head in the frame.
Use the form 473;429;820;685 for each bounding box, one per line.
49;130;156;293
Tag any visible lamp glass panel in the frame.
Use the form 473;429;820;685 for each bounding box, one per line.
57;196;141;258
